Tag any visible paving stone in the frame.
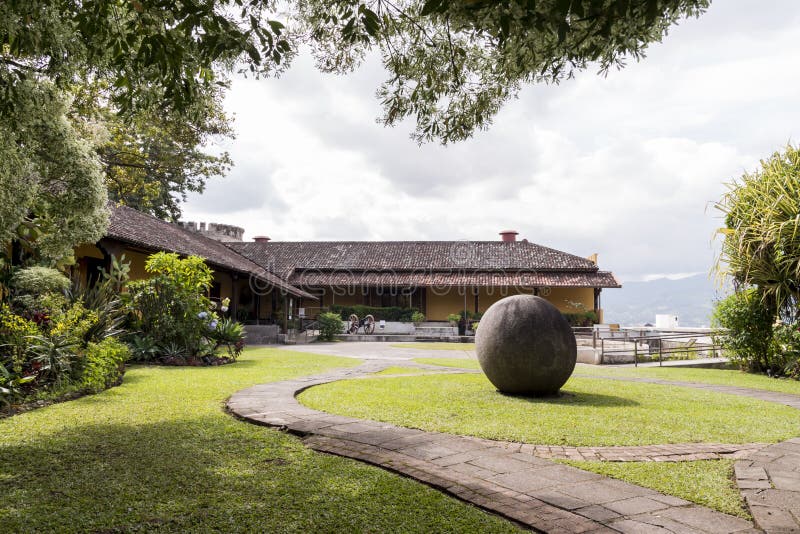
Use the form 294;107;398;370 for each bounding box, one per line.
557;479;652;504
769;472;800;492
489;469;562;493
657;506;756;533
603;496;672;515
467;454;536;474
748;504;800;532
575;504;623;522
533;489;592;510
608;518;675;533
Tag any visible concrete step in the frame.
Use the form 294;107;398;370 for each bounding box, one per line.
416;326;457;336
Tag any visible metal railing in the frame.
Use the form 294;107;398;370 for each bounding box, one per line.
574;326;724;366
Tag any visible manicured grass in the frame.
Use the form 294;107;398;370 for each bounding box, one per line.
574;365;800;395
413;357;480;369
418;359;800;396
558;459;749;519
0;348;520;533
392;342;476;351
299;373;798;446
373;366;431;376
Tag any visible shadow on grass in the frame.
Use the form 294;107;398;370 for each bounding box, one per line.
0;416;515;533
498;390;639;408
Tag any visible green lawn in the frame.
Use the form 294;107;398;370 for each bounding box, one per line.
299;373;798;446
416;359;800;396
574;365;800;395
373;366;431;376
413;357;480;369
0;348;520;533
558;459;749;519
392;342;476;351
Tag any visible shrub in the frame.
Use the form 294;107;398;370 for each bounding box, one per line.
772;322;800;379
50;301;100;345
318;312;344;341
0;305;40;369
330;305;419;322
447;313;461;324
10;266;70;295
563;311;599;327
76;338;129;393
712;289;775;373
411;311;425;324
126;252;244;364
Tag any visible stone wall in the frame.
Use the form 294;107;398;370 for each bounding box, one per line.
244;325;280;345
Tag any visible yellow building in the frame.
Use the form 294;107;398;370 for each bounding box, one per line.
75;206;619;329
74;205;315;327
231;232;620;322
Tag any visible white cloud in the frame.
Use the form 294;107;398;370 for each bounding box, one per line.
182;0;800;280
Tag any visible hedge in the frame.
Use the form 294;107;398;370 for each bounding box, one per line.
330;305;420;322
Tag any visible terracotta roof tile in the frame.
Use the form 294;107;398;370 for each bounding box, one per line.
289;270;620;288
103;204;314;299
230;241;605;280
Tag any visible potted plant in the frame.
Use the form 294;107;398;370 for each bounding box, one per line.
447;313;460;327
411;311;425;326
457;315;467;336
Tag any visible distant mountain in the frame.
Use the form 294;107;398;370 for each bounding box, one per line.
601;274;731;327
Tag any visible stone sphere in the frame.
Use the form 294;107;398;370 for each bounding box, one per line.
475;295;577;396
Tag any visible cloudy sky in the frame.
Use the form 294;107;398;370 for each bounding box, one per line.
182;1;800;282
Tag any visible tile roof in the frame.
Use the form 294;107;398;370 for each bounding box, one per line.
230;241;620;288
103;204;314;299
289;270;620;288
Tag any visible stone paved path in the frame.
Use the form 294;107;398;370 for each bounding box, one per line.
227;359;800;533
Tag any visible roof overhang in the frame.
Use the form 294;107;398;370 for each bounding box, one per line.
288;270;621;289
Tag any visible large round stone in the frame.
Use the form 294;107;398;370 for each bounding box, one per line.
475;295;577;396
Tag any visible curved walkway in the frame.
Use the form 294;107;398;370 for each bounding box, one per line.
228;359;800;533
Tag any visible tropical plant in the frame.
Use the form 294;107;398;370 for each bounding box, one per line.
716;144;800;323
211;318;246;360
411;311;426;325
318;312;344;341
66;255;130;344
127;335;160;363
447;313;461;325
0;363;35;408
27;334;80;389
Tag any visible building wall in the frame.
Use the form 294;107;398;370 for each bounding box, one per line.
544;287;595;313
424;285;597;321
74;244;238;304
425;287;472;320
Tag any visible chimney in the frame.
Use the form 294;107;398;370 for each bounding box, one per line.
253;236;271;243
499;230;518;242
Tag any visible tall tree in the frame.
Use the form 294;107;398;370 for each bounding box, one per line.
71;83;234;221
0;80;108;264
1;0;710;261
3;1;710;143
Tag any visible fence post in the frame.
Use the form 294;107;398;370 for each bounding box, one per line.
600;338;604;366
634;340;638;367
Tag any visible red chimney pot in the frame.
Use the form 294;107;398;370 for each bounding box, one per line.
499;230;519;242
253;236;271;243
